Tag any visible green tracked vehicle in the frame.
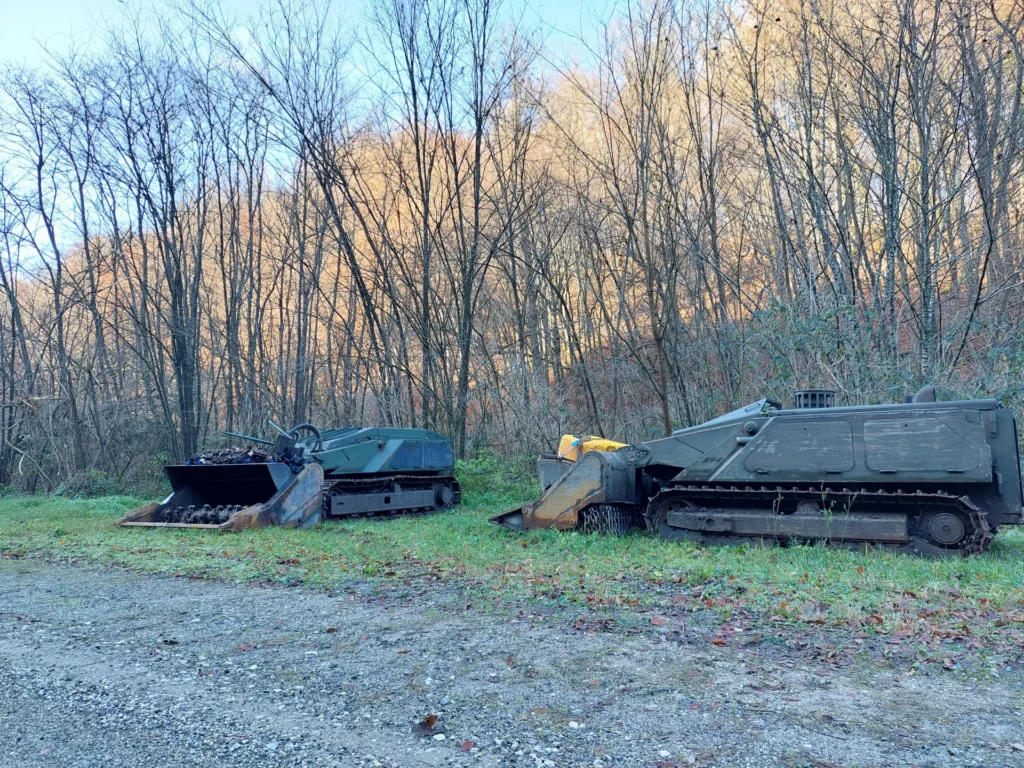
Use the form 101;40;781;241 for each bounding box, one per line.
491;386;1023;557
118;424;459;530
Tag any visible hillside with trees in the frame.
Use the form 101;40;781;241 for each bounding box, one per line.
1;0;1022;492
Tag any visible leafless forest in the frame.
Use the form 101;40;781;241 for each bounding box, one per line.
1;0;1023;492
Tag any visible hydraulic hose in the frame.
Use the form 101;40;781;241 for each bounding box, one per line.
287;423;323;453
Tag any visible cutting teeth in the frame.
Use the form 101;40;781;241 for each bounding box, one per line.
160;504;244;524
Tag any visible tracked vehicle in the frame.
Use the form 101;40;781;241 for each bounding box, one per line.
118;424;460;530
491;387;1023;556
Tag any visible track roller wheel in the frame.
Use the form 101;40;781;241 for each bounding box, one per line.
644;496;695;532
433;482;455;508
905;505;990;556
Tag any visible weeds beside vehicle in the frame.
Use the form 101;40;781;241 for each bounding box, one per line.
2;469;1022;653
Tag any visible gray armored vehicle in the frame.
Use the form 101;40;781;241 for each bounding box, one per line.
491;387;1022;556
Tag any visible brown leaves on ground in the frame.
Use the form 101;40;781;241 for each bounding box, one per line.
571;616;616;633
412;713;438;737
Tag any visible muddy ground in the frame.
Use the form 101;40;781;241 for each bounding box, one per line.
0;560;1021;768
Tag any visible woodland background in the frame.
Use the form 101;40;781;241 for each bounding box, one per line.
1;0;1023;493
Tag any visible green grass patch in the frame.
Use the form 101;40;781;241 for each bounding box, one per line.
1;461;1022;650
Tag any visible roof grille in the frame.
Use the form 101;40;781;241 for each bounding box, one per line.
794;389;835;409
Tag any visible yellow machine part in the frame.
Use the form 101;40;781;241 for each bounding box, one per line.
491;435;630;531
557;434;627;462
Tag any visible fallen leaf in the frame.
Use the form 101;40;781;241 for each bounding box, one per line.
711;638;727;646
856;565;865;575
460;740;474;751
650;617;667;626
325;627;337;633
413;714;439;737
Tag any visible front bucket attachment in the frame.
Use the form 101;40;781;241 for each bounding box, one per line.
490;450;636;532
117;462;324;531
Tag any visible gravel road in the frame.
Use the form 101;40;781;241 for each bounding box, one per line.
1;559;1022;768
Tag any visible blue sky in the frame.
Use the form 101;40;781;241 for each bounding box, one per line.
1;0;610;66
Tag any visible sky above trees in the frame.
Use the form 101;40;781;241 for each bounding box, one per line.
1;0;600;66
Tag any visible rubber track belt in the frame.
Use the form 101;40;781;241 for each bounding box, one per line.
645;485;993;556
320;474;461;519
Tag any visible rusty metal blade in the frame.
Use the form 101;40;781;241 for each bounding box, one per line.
489;506;528;531
489;452;612;532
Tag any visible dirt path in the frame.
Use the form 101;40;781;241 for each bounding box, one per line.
0;560;1021;768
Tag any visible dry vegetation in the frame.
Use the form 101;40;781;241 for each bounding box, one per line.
1;0;1023;493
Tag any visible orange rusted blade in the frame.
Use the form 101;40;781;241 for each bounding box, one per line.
490;505;529;531
490;451;612;532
